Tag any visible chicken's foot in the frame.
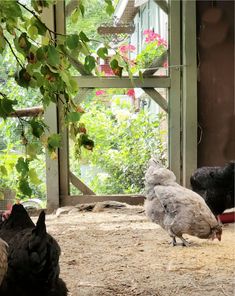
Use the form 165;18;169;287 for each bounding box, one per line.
179;236;190;247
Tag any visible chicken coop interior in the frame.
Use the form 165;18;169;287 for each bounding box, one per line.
0;0;234;296
37;0;234;210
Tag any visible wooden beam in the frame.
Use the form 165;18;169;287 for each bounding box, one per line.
55;1;70;199
182;0;197;187
42;6;60;210
143;50;168;77
60;194;145;207
154;0;168;14
168;0;182;183
69;171;96;195
10;106;44;117
74;76;171;88
142;88;168;113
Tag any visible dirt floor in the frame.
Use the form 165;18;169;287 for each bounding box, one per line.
44;203;235;296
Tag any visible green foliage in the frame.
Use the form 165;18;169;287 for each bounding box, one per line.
71;95;167;194
135;41;166;70
0;0;122;198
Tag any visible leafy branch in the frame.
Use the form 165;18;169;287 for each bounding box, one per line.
4;37;24;68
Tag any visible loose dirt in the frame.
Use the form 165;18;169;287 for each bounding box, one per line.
45;204;235;296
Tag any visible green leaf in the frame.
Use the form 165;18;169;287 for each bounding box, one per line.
0;36;6;53
33;72;44;87
110;59;118;70
105;0;114;15
69;78;78;93
32;18;47;36
15;68;31;88
79;3;85;17
19;178;32;196
28;25;38;39
84;55;96;73
29;168;41;185
97;47;108;59
15;33;31;55
66;34;80;50
66;112;82;123
110;59;123;77
26;143;40;158
47;45;60;67
0;165;7;176
60;71;70;86
71;8;80;23
36;46;46;61
47;134;61;149
30;120;44;138
79;31;90;42
16;157;29;175
0;97;17;115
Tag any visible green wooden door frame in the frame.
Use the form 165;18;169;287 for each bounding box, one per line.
42;0;197;208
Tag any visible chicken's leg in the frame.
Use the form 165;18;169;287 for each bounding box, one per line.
172;237;177;246
179;236;190;247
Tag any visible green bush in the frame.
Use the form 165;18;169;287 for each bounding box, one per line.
71;95;167;194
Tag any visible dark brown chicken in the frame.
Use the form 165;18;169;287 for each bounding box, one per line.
0;204;68;296
0;238;8;286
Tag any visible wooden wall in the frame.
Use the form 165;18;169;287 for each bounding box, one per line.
196;0;234;166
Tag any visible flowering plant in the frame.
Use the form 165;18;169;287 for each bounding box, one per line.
135;30;167;70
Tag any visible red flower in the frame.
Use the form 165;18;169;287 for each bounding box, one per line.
119;44;136;53
127;88;135;97
95;90;105;96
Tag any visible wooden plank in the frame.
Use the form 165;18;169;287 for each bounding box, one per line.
55;2;70;199
154;0;168;14
69;171;96;195
74;76;171;88
41;6;60;210
143;50;168;77
10;106;43;117
168;0;182;183
182;0;197;187
142;88;168;112
60;194;145;207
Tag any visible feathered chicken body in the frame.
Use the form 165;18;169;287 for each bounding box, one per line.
0;238;8;286
144;159;222;246
0;204;67;296
190;161;235;216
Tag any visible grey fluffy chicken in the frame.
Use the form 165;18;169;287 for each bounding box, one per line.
0;238;8;286
0;204;68;296
190;161;235;217
144;159;222;246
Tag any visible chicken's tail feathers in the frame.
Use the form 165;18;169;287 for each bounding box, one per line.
29;211;47;251
34;210;46;236
2;204;35;230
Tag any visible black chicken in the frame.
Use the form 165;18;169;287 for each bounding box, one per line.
0;204;68;296
190;161;235;217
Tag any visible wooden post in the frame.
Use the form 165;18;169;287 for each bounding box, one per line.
168;0;182;183
55;1;70;199
41;6;60;209
182;0;197;187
